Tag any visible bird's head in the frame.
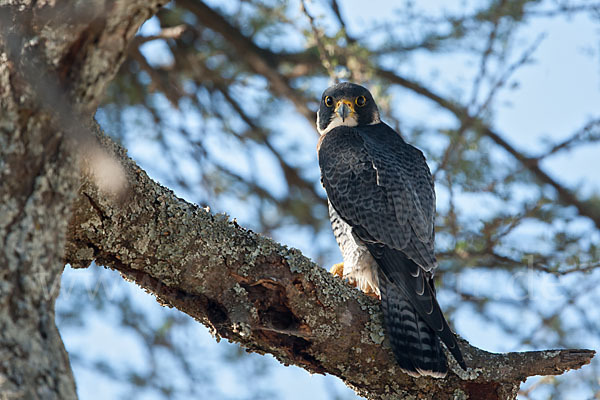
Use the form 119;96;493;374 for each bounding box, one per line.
316;82;380;135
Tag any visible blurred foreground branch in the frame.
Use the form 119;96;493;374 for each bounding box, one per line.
65;123;594;400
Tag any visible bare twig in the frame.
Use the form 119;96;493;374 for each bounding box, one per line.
176;0;315;124
133;25;188;44
300;0;336;80
526;3;600;17
468;0;505;110
475;33;545;116
536;119;600;159
129;44;182;107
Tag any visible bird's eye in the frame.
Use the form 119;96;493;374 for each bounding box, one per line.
324;96;334;107
355;96;367;107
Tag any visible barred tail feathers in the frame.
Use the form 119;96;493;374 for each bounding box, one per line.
366;244;466;376
380;275;447;378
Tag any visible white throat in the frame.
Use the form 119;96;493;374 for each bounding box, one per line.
317;112;381;135
317;114;358;135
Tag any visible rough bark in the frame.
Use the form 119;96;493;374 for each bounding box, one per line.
0;92;79;400
0;1;167;398
64;122;594;400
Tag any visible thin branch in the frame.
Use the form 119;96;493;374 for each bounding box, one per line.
129;44;182;108
175;0;315;124
526;3;600;17
468;0;505;110
536;119;600;159
300;0;336;80
475;33;545;116
133;25;188;44
215;86;324;203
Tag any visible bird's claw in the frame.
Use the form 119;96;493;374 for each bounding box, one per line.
331;262;358;288
363;285;381;300
329;262;344;278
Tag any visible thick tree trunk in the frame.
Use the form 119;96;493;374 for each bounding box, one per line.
0;1;594;399
0;92;79;399
0;1;167;398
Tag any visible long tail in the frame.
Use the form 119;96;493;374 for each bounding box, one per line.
370;245;466;377
380;274;448;377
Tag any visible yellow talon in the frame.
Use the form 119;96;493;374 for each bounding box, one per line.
330;263;357;290
364;284;381;300
330;262;380;299
330;262;344;278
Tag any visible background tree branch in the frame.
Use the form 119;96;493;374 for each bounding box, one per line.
169;0;600;230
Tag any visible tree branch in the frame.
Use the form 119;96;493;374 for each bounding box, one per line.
175;0;315;124
65;122;595;400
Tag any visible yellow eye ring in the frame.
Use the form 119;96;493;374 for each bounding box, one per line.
355;96;367;107
324;96;334;107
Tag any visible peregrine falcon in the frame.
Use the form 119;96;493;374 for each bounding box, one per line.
317;82;466;378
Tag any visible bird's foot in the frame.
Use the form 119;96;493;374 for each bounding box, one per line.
330;262;345;278
363;284;381;300
330;262;358;288
330;262;380;299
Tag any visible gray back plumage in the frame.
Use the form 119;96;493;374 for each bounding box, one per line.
320;122;437;271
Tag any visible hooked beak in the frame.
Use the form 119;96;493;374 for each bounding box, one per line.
335;100;354;122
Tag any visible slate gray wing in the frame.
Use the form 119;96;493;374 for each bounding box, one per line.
318;123;437;271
